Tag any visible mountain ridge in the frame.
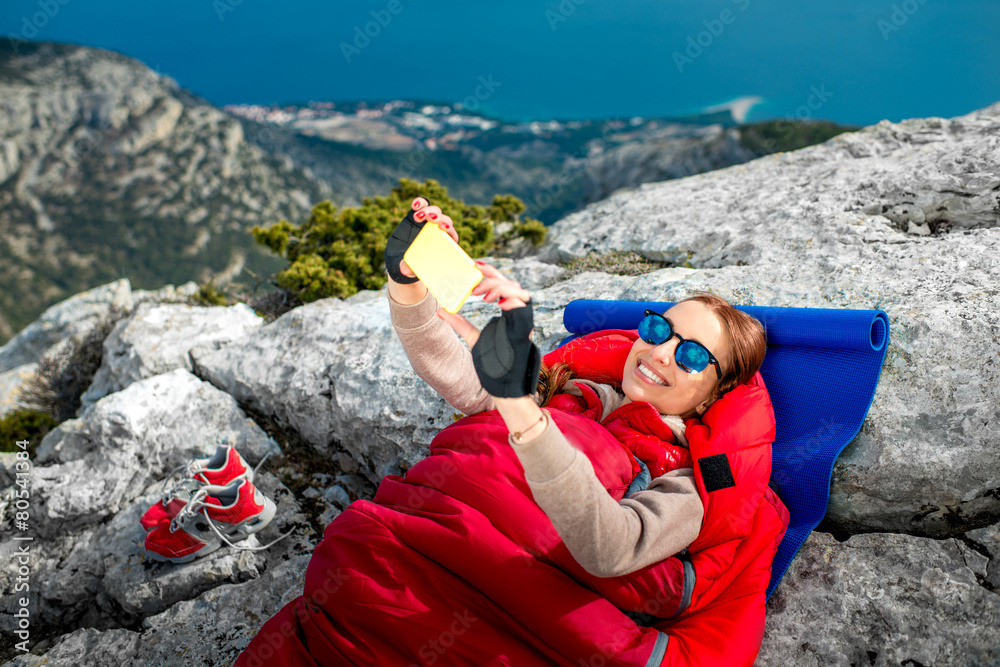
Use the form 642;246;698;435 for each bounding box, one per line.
0;40;852;345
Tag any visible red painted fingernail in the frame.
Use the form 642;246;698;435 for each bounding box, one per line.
412;198;421;208
429;213;438;220
415;211;425;220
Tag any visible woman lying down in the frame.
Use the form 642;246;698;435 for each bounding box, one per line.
237;197;790;667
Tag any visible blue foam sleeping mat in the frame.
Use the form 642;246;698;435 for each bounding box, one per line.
556;299;890;600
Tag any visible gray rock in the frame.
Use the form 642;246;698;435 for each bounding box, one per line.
540;102;1000;536
478;256;568;290
190;261;680;485
3;627;141;667
759;531;1000;666
0;369;302;636
130;281;200;305
323;484;351;510
81;301;263;407
0;139;19;188
3;555;309;667
0;364;37;418
0;453;17;489
0;280;132;374
318;505;343;527
967;520;1000;589
190;287;459;484
884;202;926;226
132;554;308;666
29;369;278;539
0;472;308;636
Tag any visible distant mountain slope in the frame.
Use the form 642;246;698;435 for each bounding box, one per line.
231;102;855;225
0;40;852;344
0;41;331;342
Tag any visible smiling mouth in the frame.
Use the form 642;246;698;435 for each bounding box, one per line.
636;360;669;387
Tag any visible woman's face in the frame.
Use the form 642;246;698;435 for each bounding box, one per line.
621;300;731;418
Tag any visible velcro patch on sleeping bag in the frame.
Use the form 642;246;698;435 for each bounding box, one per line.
698;453;736;493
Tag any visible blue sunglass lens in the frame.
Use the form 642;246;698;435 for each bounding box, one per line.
639;313;671;344
676;342;710;373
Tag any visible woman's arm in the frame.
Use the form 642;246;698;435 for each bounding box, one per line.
386;273;428;306
384;198;497;415
438;267;701;577
503;402;704;578
388;280;496;416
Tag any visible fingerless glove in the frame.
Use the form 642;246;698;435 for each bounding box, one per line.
472;299;542;398
384;206;427;284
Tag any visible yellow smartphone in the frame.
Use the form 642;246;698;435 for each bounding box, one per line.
403;223;483;313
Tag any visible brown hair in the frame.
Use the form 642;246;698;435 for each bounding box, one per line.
535;362;575;408
683;293;767;403
535;293;766;408
535;360;623;408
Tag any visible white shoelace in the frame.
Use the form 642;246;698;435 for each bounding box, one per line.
157;450;274;502
169;486;295;553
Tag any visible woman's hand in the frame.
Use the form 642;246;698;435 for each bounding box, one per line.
385;197;461;283
470;261;532;310
438;265;540;398
436;262;534;347
385;197;462;305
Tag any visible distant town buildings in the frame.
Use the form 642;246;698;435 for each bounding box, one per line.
222;99;645;153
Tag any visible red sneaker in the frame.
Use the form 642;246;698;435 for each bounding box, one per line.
144;478;277;564
140;445;255;532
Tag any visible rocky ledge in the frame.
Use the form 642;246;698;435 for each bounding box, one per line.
1;101;998;665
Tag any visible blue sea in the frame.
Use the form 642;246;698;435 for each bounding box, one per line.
2;0;997;126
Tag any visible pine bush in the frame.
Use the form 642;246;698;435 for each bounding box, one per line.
251;178;546;302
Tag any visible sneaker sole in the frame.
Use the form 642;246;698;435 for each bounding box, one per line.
146;540;222;564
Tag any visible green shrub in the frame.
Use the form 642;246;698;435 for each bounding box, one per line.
191;279;231;307
251;178;546;302
0;409;59;457
514;218;548;247
739;119;855;157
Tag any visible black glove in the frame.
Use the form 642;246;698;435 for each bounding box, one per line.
384;204;428;284
472;299;542;398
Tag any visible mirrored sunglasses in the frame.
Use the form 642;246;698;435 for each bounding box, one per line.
637;310;722;376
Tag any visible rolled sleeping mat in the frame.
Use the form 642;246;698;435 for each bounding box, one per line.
557;299;890;600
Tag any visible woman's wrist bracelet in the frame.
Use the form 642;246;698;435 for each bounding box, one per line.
511;410;547;443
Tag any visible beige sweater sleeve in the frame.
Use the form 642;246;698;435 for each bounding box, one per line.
389;288;703;578
388;288;496;416
509;410;704;578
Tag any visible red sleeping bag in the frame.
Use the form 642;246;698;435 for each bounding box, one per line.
237;330;789;666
